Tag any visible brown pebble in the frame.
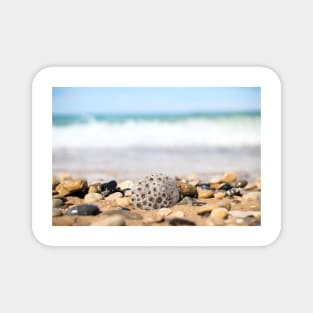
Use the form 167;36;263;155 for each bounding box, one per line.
210;208;229;220
91;215;126;226
214;191;225;199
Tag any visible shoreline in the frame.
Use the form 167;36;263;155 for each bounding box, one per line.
53;146;260;182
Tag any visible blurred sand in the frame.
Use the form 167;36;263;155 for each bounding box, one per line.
53;146;260;182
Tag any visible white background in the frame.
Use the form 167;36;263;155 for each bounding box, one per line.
0;0;310;312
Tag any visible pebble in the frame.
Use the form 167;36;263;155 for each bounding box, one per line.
91;215;126;226
142;216;156;225
84;193;103;202
106;192;123;201
221;172;237;183
52;176;60;189
210;208;229;220
197;204;220;215
102;209;143;220
88;183;102;194
208;218;226;226
52;208;63;217
158;208;172;218
241;191;261;202
176;196;193;206
52;198;64;208
102;180;118;194
65;196;84;206
244;215;260;226
229;210;261;219
132;174;180;210
225;188;242;197
52;216;75;226
118;180;134;190
170;211;185;218
234;179;248;188
240;201;261;211
169;218;196;226
214;191;226;199
218;183;233;191
210;183;221;190
176;181;197;197
197;187;214;199
55;178;88;197
115;197;132;207
66;204;100;216
217;199;232;210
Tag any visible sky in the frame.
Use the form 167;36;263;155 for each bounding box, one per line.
53;87;260;114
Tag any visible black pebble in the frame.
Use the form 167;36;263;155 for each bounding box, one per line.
226;188;242;197
102;180;117;193
218;183;232;191
66;204;100;216
169;218;196;226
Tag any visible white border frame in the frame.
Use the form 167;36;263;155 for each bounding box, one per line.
32;67;281;246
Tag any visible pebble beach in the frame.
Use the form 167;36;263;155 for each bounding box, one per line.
52;171;261;226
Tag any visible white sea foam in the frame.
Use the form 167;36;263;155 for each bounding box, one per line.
53;117;260;148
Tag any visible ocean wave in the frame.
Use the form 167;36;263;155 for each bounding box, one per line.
53;117;260;148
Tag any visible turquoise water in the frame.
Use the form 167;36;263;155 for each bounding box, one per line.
52;111;260;149
53;111;260;126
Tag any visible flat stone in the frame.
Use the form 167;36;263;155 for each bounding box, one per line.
197;204;220;215
170;211;185;218
176;196;193;206
197;187;214;199
176;182;197;197
217;199;232;210
105;192;123;201
88;183;102;194
240;201;261;211
102;209;143;220
102;180;118;194
118;180;134;190
91;215;126;226
210;208;229;220
229;210;261;219
55;178;88;197
84;193;103;203
52;198;64;208
52;216;76;226
158;208;172;218
65;204;100;216
241;191;261;202
52;208;63;217
214;191;225;199
169;218;196;226
218;183;233;191
65;196;84;206
234;179;248;188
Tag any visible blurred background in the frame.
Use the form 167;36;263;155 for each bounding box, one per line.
53;87;260;182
